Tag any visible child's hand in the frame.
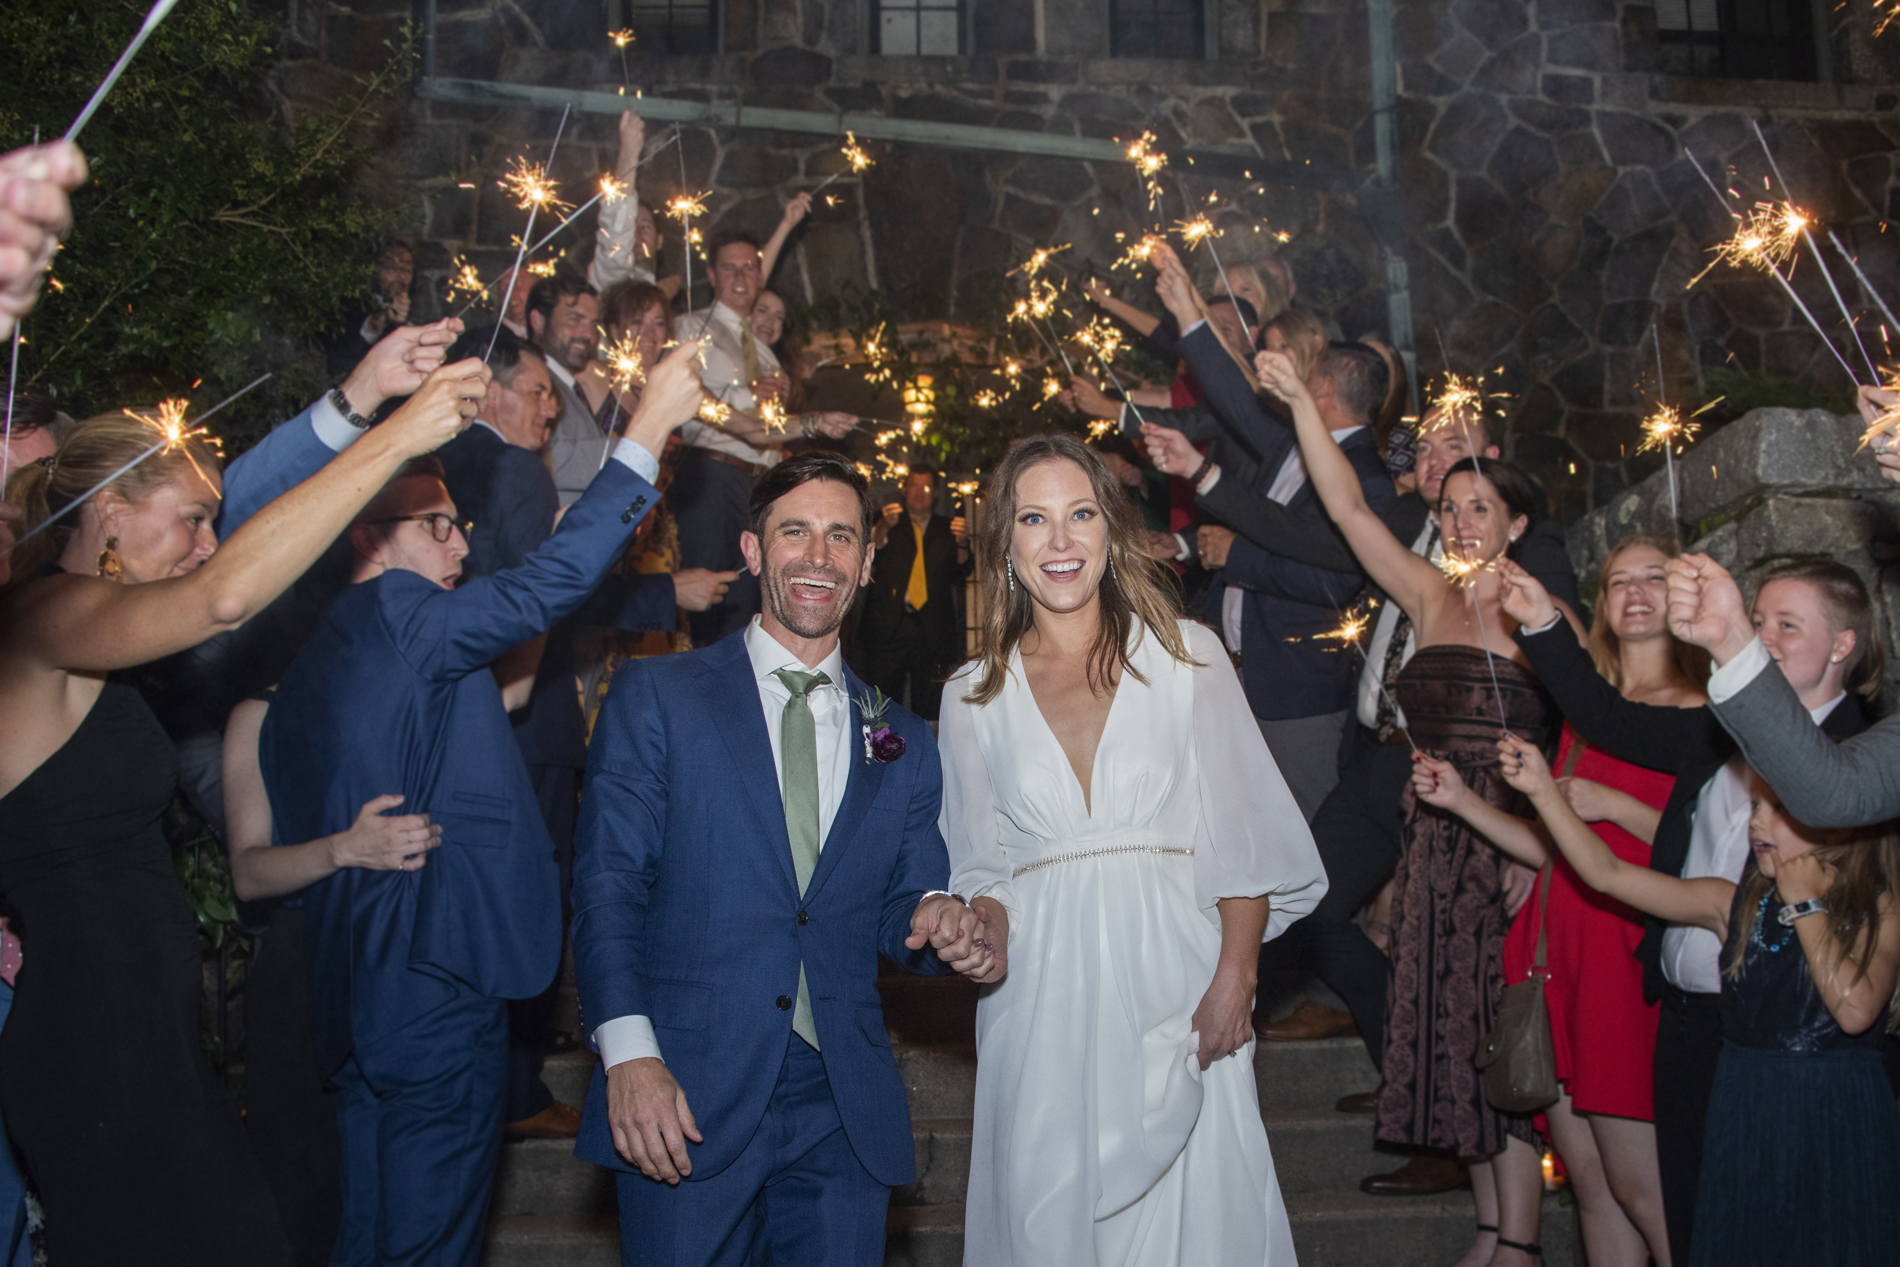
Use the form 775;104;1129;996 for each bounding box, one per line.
1773;850;1834;907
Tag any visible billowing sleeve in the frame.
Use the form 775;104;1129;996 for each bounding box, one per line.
937;664;1018;928
1185;622;1328;940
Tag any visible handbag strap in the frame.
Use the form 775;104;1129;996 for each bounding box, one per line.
1533;731;1586;973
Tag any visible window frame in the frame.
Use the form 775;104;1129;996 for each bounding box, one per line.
1107;0;1216;60
869;0;971;56
622;0;723;57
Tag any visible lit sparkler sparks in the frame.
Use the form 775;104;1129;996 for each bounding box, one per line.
812;133;877;196
1125;132;1168;210
610;28;634;47
1113;234;1165;272
1174;214;1219;247
1878;0;1899;35
670;190;710;319
1013;245;1071;278
447;256;487;306
972;390;1000;410
488;107;574;360
1315;605;1375;650
1636;403;1701;457
697;396;733;426
1691;201;1807;285
500;157;572;217
667;191;710;224
602;331;647;394
758;398;789;433
1436;553;1490;587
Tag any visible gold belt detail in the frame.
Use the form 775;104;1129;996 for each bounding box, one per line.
1012;845;1195;879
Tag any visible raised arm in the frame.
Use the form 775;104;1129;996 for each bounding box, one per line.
589;111;649;291
2;361;487;675
1083;275;1162;340
221;697;439;901
1498;733;1732;935
760;192;811;282
1253;349;1442;619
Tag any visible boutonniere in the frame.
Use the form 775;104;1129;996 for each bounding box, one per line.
856;688;907;765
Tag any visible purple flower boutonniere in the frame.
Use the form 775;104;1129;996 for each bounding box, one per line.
857;688;907;765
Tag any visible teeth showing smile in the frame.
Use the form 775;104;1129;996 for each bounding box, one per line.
1043;560;1083;574
790;577;836;590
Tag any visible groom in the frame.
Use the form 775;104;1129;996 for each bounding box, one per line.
572;451;992;1266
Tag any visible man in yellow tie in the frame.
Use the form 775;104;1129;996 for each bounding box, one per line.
854;466;971;720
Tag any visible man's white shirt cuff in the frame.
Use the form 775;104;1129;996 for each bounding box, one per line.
610;438;662;486
1181;319;1207;338
1520;611;1564;637
595;1015;663;1069
1197;465;1222;495
1707;635;1772;704
310;394;364;453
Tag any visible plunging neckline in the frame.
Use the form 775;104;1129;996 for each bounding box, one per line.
1015;644;1125;819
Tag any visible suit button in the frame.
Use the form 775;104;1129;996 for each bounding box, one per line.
797;911;809;926
776;995;793;1011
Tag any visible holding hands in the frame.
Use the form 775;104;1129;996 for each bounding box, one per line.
908;894;1007;984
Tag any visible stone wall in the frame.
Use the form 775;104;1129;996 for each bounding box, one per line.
264;0;1900;522
1568;406;1900;712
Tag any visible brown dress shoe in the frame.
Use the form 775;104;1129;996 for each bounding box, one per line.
505;1100;584;1140
1360;1154;1470;1196
1256;1000;1358;1042
1335;1088;1381;1114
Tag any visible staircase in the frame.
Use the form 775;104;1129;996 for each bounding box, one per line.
482;972;1580;1266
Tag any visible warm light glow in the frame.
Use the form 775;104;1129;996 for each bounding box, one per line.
841;131;874;174
499;156;571;216
447;256;487;305
1693;200;1811;284
1013;244;1071;278
601;330;646;393
667;191;710;224
1174;214;1219;247
599;173;628;203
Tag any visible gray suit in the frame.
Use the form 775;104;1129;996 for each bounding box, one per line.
1712;658;1895;828
545;368;612;508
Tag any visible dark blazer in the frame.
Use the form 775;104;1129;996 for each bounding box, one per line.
571;633;953;1185
858;513;972;668
1147;323;1397;721
260;461;659;1075
438;424;677;772
1515;621;1866;1000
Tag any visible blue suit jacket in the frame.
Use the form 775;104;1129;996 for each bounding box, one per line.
438;424;676;771
570;632;953;1186
259;460;658;1075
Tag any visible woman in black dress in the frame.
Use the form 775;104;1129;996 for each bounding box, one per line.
0;366;483;1264
1260;344;1573;1267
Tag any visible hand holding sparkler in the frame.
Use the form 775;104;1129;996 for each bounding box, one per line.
1138;422;1201;479
341;318;465;415
380;359;492;455
0;141;88;337
621;340;708;453
1663;552;1754;667
614;110;646;181
1411;751;1475;814
1064;375;1121;422
1855;381;1900;485
1493;557;1558;632
1253;349;1309;407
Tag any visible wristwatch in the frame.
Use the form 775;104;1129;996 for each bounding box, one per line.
328;387;373;430
1777;898;1828;927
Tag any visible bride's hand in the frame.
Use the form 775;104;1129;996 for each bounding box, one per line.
962;898;1009;985
1191;967;1255;1071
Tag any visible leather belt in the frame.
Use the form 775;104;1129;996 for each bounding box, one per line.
686;447;768;477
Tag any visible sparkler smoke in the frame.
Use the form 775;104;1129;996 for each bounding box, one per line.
487;106;573;362
2;373;271;558
1749;120;1879;383
65;0;182;141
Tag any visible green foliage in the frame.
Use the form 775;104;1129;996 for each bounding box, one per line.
167;804;249;1070
0;1;416;453
1697;365;1857;425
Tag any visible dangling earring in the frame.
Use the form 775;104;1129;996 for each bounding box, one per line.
1107;551;1117;581
96;536;123;582
1007;557;1017;593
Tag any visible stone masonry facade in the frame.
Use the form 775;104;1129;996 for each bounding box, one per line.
264;0;1900;522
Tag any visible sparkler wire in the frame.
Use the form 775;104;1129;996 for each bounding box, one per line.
66;0;182;142
1827;229;1900;335
486;105;573;362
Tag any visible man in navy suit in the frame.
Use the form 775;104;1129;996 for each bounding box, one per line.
259;344;708;1266
572;452;995;1266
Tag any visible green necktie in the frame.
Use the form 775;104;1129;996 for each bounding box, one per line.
773;667;831;1050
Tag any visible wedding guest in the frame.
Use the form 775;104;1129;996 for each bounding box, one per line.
258;344;703;1267
1262;309;1327;381
0;361;486;1264
324;241;414;379
0;388;58;472
1496;736;1900;1267
1503;551;1875;1263
528;273;604;506
940;433;1325;1262
1414;533;1698;1266
1262;346;1565;1265
854;466;971;720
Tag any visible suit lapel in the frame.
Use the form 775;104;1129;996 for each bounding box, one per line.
702;636;799;896
804;669;886;904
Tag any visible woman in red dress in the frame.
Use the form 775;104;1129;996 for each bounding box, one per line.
1417;534;1702;1266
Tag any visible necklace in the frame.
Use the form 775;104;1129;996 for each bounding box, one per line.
1753;889;1794;953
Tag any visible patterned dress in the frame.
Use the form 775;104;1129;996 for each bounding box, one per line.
1376;644;1551;1159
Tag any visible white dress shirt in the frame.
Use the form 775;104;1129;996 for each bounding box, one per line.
588;191;657;292
1660;689;1844;994
1706;635;1773;704
1354;518;1440;728
679;301;781;467
310;391;368;453
594;618;853;1070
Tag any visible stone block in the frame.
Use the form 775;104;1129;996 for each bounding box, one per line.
1190;98;1247;145
1593;169;1669;237
1447;298;1525;362
1454;175;1513;245
1518;302;1591;369
1594;109;1676;167
1542;73;1597;105
1598;298;1657;347
1672;409;1886;525
1431;31;1490;84
1557;262;1605;332
1510;97;1593;136
1005;58;1080;85
1551;356;1605;408
1603;222;1675;302
1529;222;1582;279
1534;162;1616;221
1537;0;1618;26
1428;93;1511;174
750;44;833;86
1727;495;1884;570
1709;278;1790;332
1546;24;1619;72
1474;34;1546;97
1005;157;1094;203
1453;0;1533;49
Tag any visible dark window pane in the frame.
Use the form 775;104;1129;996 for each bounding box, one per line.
1655;0;1816;79
876;0;964;55
628;0;718;55
1110;0;1205;59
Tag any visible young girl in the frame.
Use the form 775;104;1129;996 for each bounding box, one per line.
1493;732;1900;1266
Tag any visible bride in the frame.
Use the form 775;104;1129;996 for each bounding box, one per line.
939;433;1328;1265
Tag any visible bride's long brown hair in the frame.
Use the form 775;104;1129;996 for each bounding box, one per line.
962;434;1195;706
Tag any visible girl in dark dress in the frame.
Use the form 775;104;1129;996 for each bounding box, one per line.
0;369;483;1263
1499;737;1900;1267
1261;338;1573;1266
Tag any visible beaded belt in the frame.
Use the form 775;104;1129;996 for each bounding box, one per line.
1012;845;1195;878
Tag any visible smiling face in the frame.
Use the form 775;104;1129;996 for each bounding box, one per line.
1009;458;1108;617
1413;410;1498;503
1602;543;1672;643
531;292;600;375
95;465;225;582
712;241;764;317
611;298;671;376
1438;469;1527;566
742;477;873;642
1753;577;1855;702
751;291;787;347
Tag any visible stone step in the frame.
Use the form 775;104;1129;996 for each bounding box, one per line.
481;1213;619;1267
541;1049;597;1108
893;1118;975;1209
492;1139;614;1219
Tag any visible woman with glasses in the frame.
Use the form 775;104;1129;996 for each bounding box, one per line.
0;366;484;1264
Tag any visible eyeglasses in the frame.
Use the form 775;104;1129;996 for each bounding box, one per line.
363;513;472;543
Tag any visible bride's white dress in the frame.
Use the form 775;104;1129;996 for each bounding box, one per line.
939;620;1327;1267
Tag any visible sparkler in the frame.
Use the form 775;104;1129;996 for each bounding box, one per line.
1859;366;1900;453
1878;0;1899;35
1297;601;1419;754
1112;234;1165;273
669;190;710;321
1077;315;1148;429
1173;215;1252;350
65;0;182;141
1423;336;1510;477
1827;229;1900;333
487;106;573;362
610;28;634;92
1749;119;1880;383
2;373;270;558
1436;553;1511;732
811;132;876;197
1125;132;1168;211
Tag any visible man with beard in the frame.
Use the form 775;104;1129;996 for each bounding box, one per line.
526;273;607;507
571;453;996;1266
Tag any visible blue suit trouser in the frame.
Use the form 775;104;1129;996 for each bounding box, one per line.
614;1037;889;1267
329;985;507;1267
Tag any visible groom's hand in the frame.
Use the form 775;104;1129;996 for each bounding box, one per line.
907;894;991;975
606;1057;702;1185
